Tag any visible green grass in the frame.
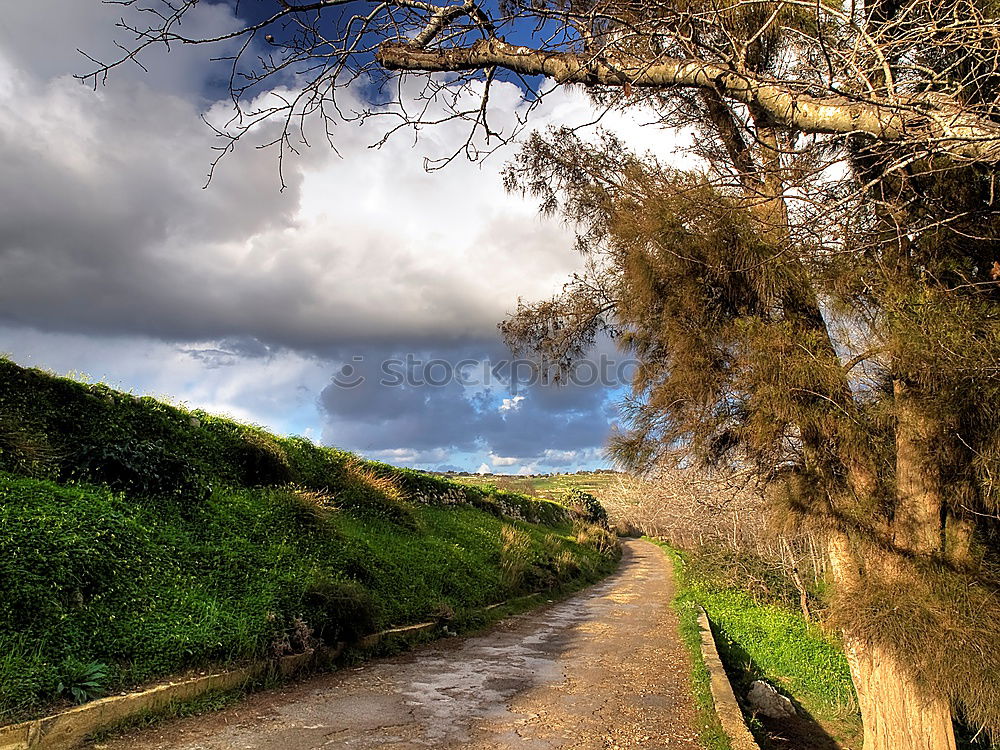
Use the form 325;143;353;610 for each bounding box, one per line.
649;539;862;749
0;358;620;723
0;357;570;528
0;477;618;724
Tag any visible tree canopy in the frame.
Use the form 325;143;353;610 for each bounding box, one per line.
91;0;1000;167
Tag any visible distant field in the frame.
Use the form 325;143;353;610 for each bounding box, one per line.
444;472;624;504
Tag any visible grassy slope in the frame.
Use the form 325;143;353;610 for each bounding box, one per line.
0;359;620;722
649;540;862;750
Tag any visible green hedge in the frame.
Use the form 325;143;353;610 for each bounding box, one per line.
0;475;617;723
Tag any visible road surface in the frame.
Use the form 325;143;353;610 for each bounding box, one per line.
94;539;701;749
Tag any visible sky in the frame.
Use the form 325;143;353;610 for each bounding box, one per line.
0;1;686;474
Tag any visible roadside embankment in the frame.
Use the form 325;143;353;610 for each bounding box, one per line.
0;358;620;727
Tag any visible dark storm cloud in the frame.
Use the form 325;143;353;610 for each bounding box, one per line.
0;65;582;353
317;343;623;462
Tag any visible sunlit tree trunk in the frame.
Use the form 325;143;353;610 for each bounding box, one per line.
829;506;958;750
893;380;945;555
846;636;957;750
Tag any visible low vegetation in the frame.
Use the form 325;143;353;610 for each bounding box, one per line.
0;358;619;723
651;540;861;749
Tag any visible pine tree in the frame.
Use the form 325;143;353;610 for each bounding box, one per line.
501;127;1000;750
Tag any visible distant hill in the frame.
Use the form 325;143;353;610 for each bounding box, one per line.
436;471;625;504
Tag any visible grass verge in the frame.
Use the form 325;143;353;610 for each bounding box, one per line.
650;540;732;750
649;539;861;750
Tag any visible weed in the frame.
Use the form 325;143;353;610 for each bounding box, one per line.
57;660;108;704
500;524;532;592
337;461;417;528
285;485;338;524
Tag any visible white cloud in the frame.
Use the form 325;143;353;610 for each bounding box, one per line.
0;65;588;347
367;447;452;465
0;34;691;352
499;395;526;412
0;4;685;471
489;454;520;467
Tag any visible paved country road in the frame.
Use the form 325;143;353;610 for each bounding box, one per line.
94;540;702;749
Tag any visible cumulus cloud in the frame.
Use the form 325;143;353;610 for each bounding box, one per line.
489;454;520;467
0;57;593;349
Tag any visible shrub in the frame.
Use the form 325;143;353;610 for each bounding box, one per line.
566;488;609;527
301;576;377;645
574;520;621;557
0;422;59;479
336;461;417;528
0;477;153;628
279;436;351;488
231;428;294;486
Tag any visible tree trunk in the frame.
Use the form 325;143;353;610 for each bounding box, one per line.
844;635;957;750
707;86;959;750
893;380;945;555
828;531;957;750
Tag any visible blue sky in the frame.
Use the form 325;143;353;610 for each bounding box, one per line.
0;1;683;473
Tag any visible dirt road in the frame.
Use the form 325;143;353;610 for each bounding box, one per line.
95;539;701;749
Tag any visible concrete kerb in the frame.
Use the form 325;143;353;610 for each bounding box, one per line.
0;591;554;750
0;623;432;750
696;606;760;750
0;663;267;750
482;592;544;612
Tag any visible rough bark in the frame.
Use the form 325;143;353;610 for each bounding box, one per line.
830;533;958;750
377;39;1000;162
893;380;945;556
845;636;957;750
